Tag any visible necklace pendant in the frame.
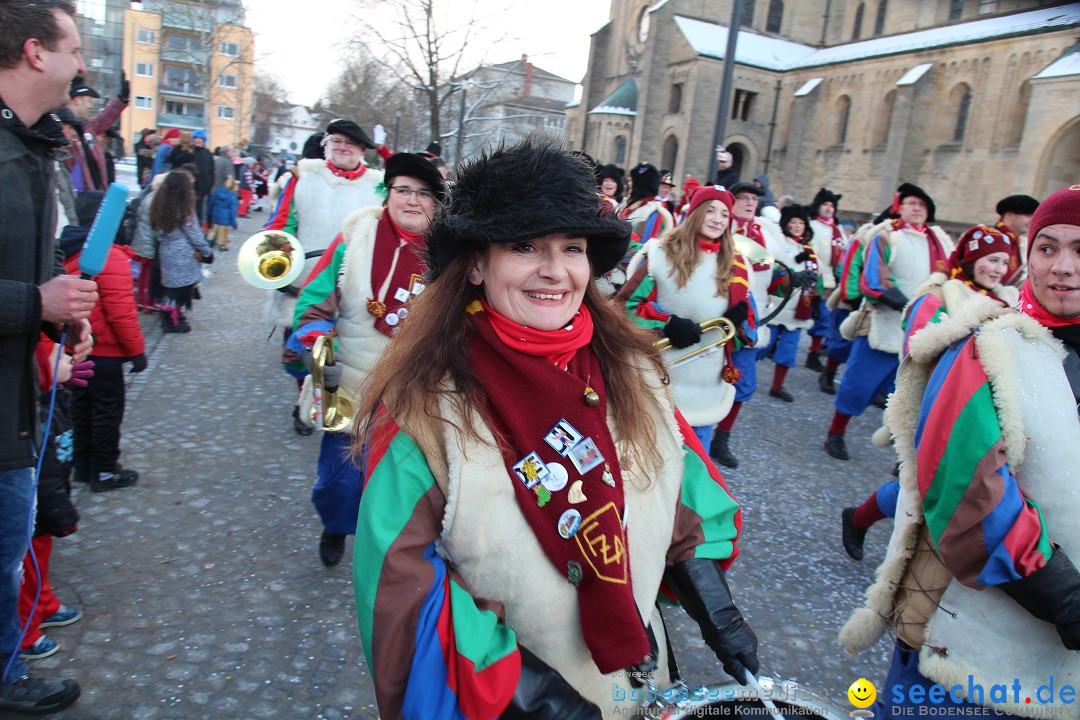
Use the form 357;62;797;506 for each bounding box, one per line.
583;386;600;407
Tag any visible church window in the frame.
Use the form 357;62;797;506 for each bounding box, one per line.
661;135;679;174
766;0;783;33
669;83;683;114
852;3;865;40
953;86;972;143
614;136;627;165
732;89;756;121
948;0;964;21
836;96;852;145
873;0;888;37
740;0;755;27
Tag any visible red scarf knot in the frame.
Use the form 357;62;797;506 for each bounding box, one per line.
482;300;594;371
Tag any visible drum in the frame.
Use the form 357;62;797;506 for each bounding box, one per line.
638;677;851;720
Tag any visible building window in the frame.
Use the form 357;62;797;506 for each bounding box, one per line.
669;83;683;114
217;105;235;120
766;0;783;33
661;135;679;174
852;3;865;40
135;62;154;77
137;29;156;44
948;0;964;20
165;33;198;52
977;0;997;14
134;95;153;110
953;87;972;143
731;89;756;122
221;41;239;56
164;66;201;96
874;90;895;146
836;95;851;144
219;74;237;89
873;0;888;37
614;135;627;165
164;100;204;117
739;0;755;27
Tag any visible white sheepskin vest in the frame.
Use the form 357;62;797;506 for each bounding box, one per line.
768;233;814;331
867;224;953;354
416;371;685;720
840;280;1080;718
810;219;846;290
646;241;735;426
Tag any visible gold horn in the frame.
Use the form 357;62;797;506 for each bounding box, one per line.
655;317;737;368
309;332;354;433
237;230;305;289
732;233;774;266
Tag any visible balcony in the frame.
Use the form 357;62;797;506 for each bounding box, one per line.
157;112;205;130
160;82;205;99
161;45;207;65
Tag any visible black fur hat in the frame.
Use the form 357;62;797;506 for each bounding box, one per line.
897;182;936;223
810;187;842;218
780;204;812;240
301;132;325;160
995;194;1039;217
628;163;660;203
596;163;624;197
425;140;631;280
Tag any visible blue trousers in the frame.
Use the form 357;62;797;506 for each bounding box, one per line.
312;431;364;536
808;305;830;338
0;467;35;684
877;479;900;517
731;346;758;403
825;307;853;363
835;336;897;417
756;325;801;368
692;425;714;450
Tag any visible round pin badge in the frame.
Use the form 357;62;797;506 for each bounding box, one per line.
542;462;569;492
558;508;582;539
385;312;399;326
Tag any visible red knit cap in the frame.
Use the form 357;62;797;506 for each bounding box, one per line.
681;177;701;205
686;185;734;216
1027;185;1080;257
948;225;1013;274
163;128;181;141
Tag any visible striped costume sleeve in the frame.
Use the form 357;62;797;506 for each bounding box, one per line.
355;412;522;720
914;335;1052;588
838;237;865;303
901;292;946;357
264;173;299;234
293;233;347;330
667;409;743;569
621;255;672;331
859;232;894;301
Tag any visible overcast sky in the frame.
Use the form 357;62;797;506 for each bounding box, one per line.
244;1;613;107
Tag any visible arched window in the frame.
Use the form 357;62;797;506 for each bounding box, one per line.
614;135;627;165
948;0;964;21
740;0;755;27
766;0;783;33
1006;83;1030;147
953;86;972;143
661;135;679;174
852;3;865;40
836;95;851;145
874;89;895;146
873;0;888;37
669;83;683;114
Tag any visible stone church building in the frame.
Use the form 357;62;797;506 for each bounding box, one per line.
565;0;1080;224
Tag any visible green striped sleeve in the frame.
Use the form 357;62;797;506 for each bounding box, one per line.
293;240;347;327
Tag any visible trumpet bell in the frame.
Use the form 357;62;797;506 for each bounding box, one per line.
237;230;305;289
733;233;774;266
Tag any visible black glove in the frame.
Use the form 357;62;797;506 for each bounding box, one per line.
664;315;701;350
792;269;818;290
501;646;601;720
878;286;909;311
665;558;760;685
118;71;130;103
1001;547;1080;650
129;353;147;374
725;300;749;328
794;250;812;264
198;250;214;265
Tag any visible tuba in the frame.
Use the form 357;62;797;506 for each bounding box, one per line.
237;230;306;289
308;331;354;433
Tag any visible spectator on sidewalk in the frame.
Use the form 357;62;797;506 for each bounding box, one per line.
64;73;128;192
190;130;214;223
134;127;156;187
150;127;179;178
207;176;238;251
150;170;213;333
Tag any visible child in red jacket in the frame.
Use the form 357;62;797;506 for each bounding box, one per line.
60;192;148;492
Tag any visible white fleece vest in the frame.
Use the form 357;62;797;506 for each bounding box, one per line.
647;241;735;426
810;219;845;290
768;234;813;331
427;373;685;720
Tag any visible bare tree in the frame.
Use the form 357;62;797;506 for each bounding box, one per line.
251;71;290;149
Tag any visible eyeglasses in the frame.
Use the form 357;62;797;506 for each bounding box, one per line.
389;185;435;201
328;138;359;148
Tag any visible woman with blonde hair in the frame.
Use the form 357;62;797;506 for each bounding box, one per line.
618;186;758;468
352;142;759;720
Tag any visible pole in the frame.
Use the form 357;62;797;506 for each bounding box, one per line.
455;85;468;166
763;78;782;174
708;0;743;183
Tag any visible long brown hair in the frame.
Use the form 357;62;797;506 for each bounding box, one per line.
149;170;196;232
662;200;735;295
353;252;670;471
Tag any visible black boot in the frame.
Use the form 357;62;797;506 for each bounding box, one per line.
805;351;824;372
319;531;346;567
818;367;837;395
824;433;849;460
160;309;189;334
709;429;739;468
292;405;314;436
841;507;867;561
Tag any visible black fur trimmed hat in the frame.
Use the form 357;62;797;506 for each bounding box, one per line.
780;204;812;239
995;194;1039;217
810;187;842;218
425;140;631;280
629;163;660;198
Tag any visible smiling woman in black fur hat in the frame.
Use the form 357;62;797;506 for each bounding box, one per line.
350;140;759;719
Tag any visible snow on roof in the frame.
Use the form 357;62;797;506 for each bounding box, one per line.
794;78;823;96
1032;44;1080;80
588;78;638;115
897;62;934;86
674;6;1080;72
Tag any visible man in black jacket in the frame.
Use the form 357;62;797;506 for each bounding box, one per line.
191;129;214;223
0;0;96;714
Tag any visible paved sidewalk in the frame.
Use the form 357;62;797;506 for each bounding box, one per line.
36;211;896;718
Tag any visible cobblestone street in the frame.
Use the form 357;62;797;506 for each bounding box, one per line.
37;212;899;719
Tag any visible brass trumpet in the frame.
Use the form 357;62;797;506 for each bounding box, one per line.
655;317;737;368
309;332;354;433
237;230;306;289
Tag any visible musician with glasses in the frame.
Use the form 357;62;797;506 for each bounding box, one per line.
352;141;759;720
282;153;445;567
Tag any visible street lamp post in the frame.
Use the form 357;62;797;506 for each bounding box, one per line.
708;0;743;183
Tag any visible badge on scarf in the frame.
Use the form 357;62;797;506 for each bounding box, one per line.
567;560;583;586
542;462;569;492
568;437;604;475
513;452;553;507
394;287;411;303
544;420;583;456
558;509;582;539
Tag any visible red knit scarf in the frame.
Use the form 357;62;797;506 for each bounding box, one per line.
483;300;594;370
326;161;367;180
707;241;754;381
734;219;771;271
788;233;820;321
367;211;427;338
466;303;651;674
996;220;1024;283
894;219;949;273
1018;280;1080;328
818;216;846;268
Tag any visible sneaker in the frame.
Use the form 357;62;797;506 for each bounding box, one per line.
842;507;868;561
90;468;138;493
0;674;80;714
768;387;794;402
39;605;81;629
19;636;59;660
824;433;850;460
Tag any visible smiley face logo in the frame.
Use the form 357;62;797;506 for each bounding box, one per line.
848;678;877;708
